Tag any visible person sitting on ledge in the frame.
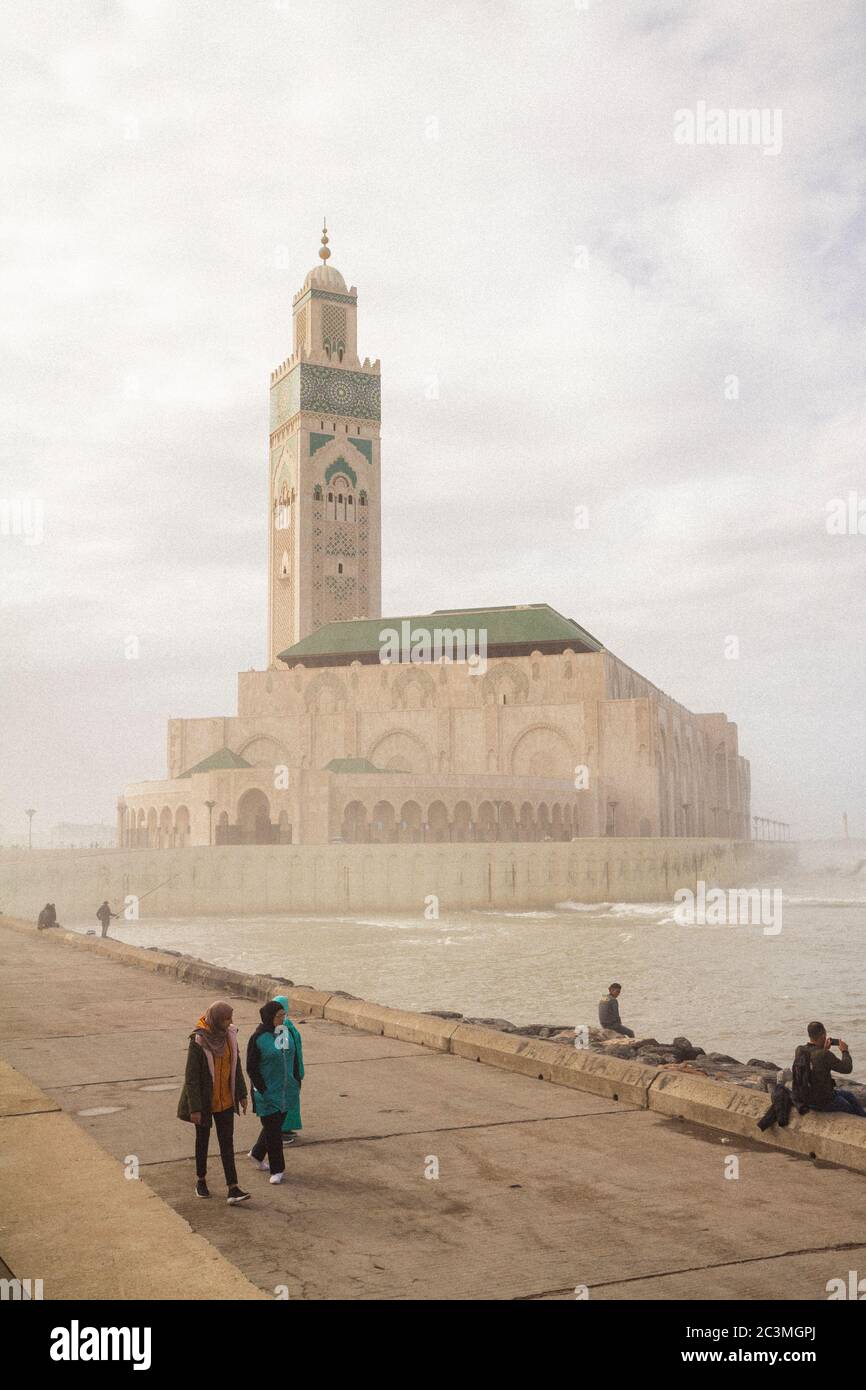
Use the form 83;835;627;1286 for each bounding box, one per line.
37;902;58;930
793;1021;866;1117
598;982;635;1038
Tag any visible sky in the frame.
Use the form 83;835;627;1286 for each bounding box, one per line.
1;0;864;842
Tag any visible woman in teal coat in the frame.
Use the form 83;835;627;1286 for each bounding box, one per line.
272;994;304;1141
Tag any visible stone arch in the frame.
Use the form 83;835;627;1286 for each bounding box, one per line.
509;724;575;779
480;661;529;706
398;800;423;843
519;801;535;841
341;800;369;843
499;802;517;840
159;806;173;849
236;788;274;844
304;671;348;712
390;666;436;711
238;735;291;767
453;801;473;842
427;800;450;842
477;801;497;842
368;729;431;775
371;800;397;843
175;806;191;847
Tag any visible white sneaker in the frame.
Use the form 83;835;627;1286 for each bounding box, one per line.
247;1151;269;1170
269;1172;285;1184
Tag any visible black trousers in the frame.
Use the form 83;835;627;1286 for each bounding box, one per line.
195;1107;238;1186
250;1110;286;1174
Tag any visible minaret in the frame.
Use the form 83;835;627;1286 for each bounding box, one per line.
268;224;382;665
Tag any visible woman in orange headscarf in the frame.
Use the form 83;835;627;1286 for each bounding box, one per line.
177;1001;250;1203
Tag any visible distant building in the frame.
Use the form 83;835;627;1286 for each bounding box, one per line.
121;231;750;848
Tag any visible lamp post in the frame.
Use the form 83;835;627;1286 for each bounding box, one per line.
205;800;216;847
25;808;36;849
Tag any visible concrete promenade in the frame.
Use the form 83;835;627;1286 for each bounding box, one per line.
1;920;865;1301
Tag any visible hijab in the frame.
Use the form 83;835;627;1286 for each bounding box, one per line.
194;1000;234;1057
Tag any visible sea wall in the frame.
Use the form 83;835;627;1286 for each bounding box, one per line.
2;913;863;1177
0;838;794;920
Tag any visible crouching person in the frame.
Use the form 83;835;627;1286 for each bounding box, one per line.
178;1001;251;1203
246;1001;290;1184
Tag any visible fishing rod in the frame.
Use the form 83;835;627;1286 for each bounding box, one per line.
131;875;176;904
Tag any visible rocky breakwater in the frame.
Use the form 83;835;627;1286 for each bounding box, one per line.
427;1013;866;1103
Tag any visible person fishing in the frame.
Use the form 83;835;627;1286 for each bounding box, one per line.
177;1000;251;1203
96;900;118;938
246;1001;290;1183
272;993;304;1143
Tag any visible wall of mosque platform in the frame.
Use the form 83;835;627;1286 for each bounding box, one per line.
0;839;791;921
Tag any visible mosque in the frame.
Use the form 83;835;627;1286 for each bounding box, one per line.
119;230;751;849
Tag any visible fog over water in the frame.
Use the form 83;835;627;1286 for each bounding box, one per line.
67;848;866;1068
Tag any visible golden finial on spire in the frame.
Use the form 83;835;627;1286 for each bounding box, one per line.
319;219;331;263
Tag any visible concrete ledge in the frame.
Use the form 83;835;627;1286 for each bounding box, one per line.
450;1023;530;1070
323;996;391;1033
287;987;333;1018
379;1008;463;1051
520;1041;660;1105
648;1070;866;1174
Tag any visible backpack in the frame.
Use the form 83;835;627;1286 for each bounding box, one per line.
791;1045;813;1107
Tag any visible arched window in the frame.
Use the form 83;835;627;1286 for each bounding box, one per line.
313;483;323;501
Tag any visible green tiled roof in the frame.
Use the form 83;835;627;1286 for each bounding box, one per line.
324;757;398;774
179;747;252;778
278;604;604;665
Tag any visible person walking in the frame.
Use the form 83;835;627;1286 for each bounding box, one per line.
177;1001;251;1203
246;1001;290;1183
598;982;635;1038
272;993;304;1143
96;900;118;938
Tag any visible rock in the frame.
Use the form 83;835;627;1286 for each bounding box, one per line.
604;1044;637;1059
463;1017;518;1033
703;1052;742;1066
671;1035;702;1062
426;1010;463;1020
746;1058;781;1071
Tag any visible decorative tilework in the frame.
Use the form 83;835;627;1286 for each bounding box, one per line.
310;432;334;455
325;458;357;488
349;437;373;464
321;304;346;352
299;365;380;421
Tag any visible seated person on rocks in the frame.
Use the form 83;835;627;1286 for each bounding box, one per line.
793;1021;866;1117
598;982;635;1039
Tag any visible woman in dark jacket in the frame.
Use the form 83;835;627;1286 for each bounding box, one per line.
246;1001;290;1183
177;1000;250;1203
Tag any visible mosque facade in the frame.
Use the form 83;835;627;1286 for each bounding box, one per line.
120;233;751;848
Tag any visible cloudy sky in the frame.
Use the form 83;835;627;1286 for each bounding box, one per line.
1;0;864;842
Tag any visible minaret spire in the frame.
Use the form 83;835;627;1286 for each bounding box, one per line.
319;219;331;264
